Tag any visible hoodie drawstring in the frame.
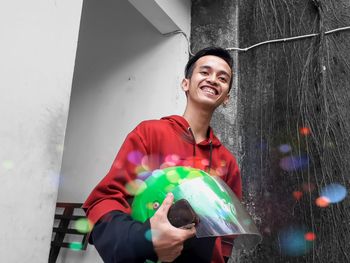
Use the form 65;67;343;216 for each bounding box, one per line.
208;140;213;172
187;127;196;157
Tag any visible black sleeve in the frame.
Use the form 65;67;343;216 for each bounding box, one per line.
90;210;158;263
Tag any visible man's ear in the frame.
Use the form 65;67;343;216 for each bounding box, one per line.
181;78;189;92
223;94;230;107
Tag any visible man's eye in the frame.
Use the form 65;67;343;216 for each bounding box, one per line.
219;77;228;83
200;71;209;75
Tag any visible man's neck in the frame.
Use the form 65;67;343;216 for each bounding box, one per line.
183;106;213;143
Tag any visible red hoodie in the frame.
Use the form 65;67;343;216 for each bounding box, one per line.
83;115;242;262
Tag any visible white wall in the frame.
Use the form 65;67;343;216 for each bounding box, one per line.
57;0;190;262
0;1;83;262
129;0;191;35
155;0;191;35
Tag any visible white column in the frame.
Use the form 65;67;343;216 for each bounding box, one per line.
0;0;83;262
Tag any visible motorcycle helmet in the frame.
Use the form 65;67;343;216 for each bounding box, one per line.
131;166;261;249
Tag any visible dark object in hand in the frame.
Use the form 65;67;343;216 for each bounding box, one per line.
167;199;200;228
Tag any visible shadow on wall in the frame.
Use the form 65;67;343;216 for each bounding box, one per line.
72;0;169;91
55;0;166;262
56;0;189;262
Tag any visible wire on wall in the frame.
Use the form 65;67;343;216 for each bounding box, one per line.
166;26;350;55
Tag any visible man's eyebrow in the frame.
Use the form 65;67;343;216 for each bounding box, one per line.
199;65;231;77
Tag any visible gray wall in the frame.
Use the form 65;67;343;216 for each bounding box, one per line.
237;0;350;262
190;0;240;156
192;0;350;262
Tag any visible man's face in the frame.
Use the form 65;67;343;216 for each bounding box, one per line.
182;55;232;110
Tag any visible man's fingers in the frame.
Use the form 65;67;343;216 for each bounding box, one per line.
179;223;195;230
186;225;196;238
157;193;174;214
179;224;196;240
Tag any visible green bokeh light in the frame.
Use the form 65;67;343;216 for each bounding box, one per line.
69;242;83;251
75;218;92;234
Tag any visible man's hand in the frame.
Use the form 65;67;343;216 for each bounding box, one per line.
150;193;196;262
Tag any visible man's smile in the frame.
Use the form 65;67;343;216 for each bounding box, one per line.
200;85;219;96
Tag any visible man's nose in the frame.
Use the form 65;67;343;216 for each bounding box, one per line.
206;74;218;85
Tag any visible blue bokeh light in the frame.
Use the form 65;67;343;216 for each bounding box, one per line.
279;155;309;172
278;227;313;256
320;183;347;204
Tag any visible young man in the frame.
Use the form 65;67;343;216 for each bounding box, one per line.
83;47;242;263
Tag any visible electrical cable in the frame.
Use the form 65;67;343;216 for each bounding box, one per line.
227;26;350;52
165;26;350;54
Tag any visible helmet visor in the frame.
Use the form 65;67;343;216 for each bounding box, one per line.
171;176;262;250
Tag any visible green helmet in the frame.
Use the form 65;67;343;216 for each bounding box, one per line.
131;166;261;250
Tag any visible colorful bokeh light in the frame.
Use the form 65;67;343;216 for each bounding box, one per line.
304;232;316;241
75;218;93;234
201;158;209;166
164;154;180;167
183;156;207;170
144;229;152;241
135;165;148;174
151;169;165;178
293;191;303;201
2;160;14;170
137;171;152;181
47;170;60;188
112;160;123;170
302;183;315;193
315;196;330;207
145;229;159;241
299;127;311;136
141;154;159;171
278;144;292;153
279;155;309;172
278;227;313;256
166;170;180;183
56;144;64;153
127;151;143;165
216;166;228;177
320;183;347;204
187;170;202;179
69;242;83;251
125;179;147;196
165;184;176;192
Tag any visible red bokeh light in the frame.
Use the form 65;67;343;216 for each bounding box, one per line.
304;232;316;241
300;127;311;136
293;191;303;201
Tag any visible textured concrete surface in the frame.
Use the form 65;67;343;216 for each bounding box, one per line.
191;0;240;156
191;0;350;262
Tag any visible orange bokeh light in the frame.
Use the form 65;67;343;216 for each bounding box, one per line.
315;196;330;207
300;127;311;136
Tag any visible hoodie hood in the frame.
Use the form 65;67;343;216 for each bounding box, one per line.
161;115;222;147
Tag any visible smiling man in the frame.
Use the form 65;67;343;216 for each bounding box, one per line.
83;47;242;263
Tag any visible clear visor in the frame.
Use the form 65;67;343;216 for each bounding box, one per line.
172;176;262;250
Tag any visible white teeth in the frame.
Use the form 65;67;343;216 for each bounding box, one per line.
202;87;216;95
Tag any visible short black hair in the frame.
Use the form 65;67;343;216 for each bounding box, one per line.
184;46;234;90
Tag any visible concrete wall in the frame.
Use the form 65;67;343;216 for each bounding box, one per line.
0;1;83;262
237;1;350;262
57;0;190;261
190;0;240;156
191;0;350;262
